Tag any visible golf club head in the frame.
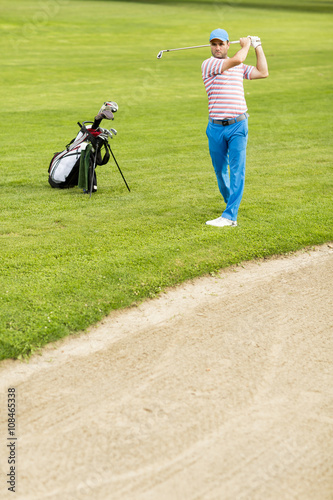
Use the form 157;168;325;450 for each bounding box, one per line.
99;101;118;114
99;128;113;139
157;51;163;59
96;127;110;139
109;128;117;135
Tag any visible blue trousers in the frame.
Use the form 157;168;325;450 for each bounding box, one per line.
206;118;248;221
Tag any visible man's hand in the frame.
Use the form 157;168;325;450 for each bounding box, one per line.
240;37;251;48
221;36;251;71
247;36;261;49
248;36;268;79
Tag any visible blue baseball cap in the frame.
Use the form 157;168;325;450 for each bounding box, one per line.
209;28;229;42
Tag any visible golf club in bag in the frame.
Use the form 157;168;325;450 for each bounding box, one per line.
48;102;130;197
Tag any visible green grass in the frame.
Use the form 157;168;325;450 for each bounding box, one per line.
0;0;332;360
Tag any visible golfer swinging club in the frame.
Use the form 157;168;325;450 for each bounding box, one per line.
202;29;269;227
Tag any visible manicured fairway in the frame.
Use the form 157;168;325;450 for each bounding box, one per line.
0;0;332;359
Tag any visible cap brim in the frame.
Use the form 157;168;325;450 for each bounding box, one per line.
210;37;228;42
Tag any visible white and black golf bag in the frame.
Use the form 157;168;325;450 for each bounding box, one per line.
48;124;110;192
48;102;130;196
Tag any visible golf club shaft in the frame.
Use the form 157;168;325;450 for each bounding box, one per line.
157;41;239;58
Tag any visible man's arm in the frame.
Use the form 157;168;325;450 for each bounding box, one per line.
250;45;269;79
221;37;251;72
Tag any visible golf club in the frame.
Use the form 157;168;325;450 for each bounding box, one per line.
157;40;240;59
98;128;115;140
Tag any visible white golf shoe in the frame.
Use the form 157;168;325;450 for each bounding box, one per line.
206;216;237;227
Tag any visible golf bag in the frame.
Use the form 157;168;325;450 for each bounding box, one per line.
48;102;130;196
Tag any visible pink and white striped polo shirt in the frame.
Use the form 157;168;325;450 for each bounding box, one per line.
201;57;254;119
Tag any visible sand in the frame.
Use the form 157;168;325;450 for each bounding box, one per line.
0;243;332;500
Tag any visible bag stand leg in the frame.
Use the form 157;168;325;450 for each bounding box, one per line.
107;143;131;192
89;147;98;198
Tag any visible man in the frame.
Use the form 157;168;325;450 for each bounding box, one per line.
202;29;268;227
